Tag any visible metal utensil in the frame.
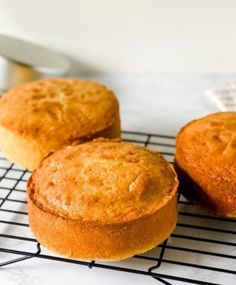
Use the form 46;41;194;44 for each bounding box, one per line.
0;34;70;91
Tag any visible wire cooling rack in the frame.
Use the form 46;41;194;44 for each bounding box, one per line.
0;130;235;285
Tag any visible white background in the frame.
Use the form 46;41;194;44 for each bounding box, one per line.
0;0;236;74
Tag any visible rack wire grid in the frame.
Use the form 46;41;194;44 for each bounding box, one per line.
0;130;235;285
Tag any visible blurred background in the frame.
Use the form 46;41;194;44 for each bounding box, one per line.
0;0;236;75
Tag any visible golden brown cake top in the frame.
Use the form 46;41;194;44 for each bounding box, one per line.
28;140;178;224
0;79;119;145
176;112;236;180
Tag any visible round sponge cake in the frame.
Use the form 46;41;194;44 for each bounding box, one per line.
27;139;178;260
0;79;120;169
175;112;236;217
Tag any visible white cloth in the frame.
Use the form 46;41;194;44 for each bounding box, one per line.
205;81;236;111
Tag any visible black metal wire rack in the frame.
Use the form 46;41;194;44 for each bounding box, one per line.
0;130;235;285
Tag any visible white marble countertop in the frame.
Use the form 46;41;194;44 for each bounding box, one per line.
1;74;236;285
86;74;233;134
